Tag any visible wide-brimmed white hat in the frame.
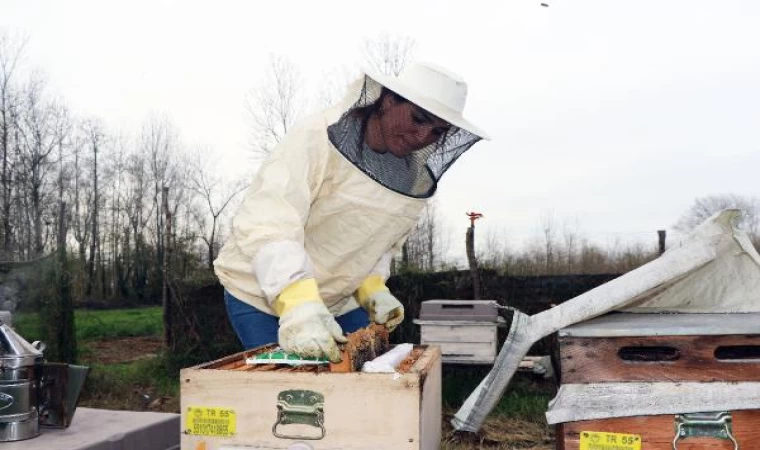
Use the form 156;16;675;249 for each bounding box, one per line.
365;62;490;141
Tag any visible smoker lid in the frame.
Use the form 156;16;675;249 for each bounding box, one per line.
0;323;44;368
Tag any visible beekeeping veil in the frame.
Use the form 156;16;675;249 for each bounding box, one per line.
453;209;760;433
327;62;489;198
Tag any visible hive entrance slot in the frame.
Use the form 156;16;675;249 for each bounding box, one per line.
617;346;680;362
715;345;760;361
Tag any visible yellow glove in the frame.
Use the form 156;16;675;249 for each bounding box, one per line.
356;275;405;332
275;278;347;362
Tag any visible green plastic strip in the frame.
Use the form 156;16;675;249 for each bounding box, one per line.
246;350;329;366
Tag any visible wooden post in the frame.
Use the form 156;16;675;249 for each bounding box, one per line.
466;226;481;300
162;187;173;350
658;230;666;255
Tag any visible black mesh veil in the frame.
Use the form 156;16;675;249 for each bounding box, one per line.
327;75;482;199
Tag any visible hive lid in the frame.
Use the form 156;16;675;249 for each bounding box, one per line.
419;299;500;322
0;323;44;368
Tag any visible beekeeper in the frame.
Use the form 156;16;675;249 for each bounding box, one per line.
214;62;489;362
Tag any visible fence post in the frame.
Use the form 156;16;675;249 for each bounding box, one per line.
466;226;481;299
465;212;484;300
658;230;666;255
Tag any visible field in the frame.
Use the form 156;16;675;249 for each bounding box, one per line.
14;307;555;449
14;307;179;412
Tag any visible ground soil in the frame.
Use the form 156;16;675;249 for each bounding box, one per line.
77;336;181;414
81;336;164;364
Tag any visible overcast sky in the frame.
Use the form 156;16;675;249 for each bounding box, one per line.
3;0;759;262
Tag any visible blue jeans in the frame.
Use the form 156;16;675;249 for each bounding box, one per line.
224;290;370;350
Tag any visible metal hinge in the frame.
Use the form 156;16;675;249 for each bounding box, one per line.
673;411;738;449
272;390;325;440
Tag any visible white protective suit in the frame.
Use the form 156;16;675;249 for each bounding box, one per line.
214;69;483;316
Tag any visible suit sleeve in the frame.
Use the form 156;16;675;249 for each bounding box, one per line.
230;120;328;303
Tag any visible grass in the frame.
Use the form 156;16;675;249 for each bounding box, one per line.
13;306;163;342
439;366;556;448
14;306;177;412
12;306;555;448
442;366;556;423
79;358;180;412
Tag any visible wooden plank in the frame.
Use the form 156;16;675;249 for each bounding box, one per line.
560;334;760;383
418;346;442;450
559;410;760;450
435;341;494;358
441;357;495;364
408;344;439;374
420;324;496;343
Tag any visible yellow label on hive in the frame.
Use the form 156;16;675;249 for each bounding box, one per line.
185;406;236;437
579;431;641;450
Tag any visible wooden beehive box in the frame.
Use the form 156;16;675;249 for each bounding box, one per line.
554;312;760;450
413;300;505;364
180;344;441;450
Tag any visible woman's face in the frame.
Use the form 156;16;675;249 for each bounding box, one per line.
378;94;451;157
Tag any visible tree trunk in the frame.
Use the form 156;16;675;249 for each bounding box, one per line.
31;186;43;257
54;200;77;363
162;186;173;350
207;217;217;270
401;241;409;271
0;107;10;257
86;138;99;295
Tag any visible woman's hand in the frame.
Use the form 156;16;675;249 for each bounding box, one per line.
356;275;405;332
278;301;347;362
362;290;405;332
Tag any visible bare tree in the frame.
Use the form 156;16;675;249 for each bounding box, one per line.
53;97;72;241
139;117;186;347
361;32;416;77
82;118;105;296
403;200;449;271
675;194;760;245
141;117;182;286
316;65;361;108
104;133;129;297
561;217;581;270
477;227;513;271
69;124;91;264
246;54;305;157
123;147;154;299
540;211;558;273
0;32;27;258
189;148;247;269
16;75;64;257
